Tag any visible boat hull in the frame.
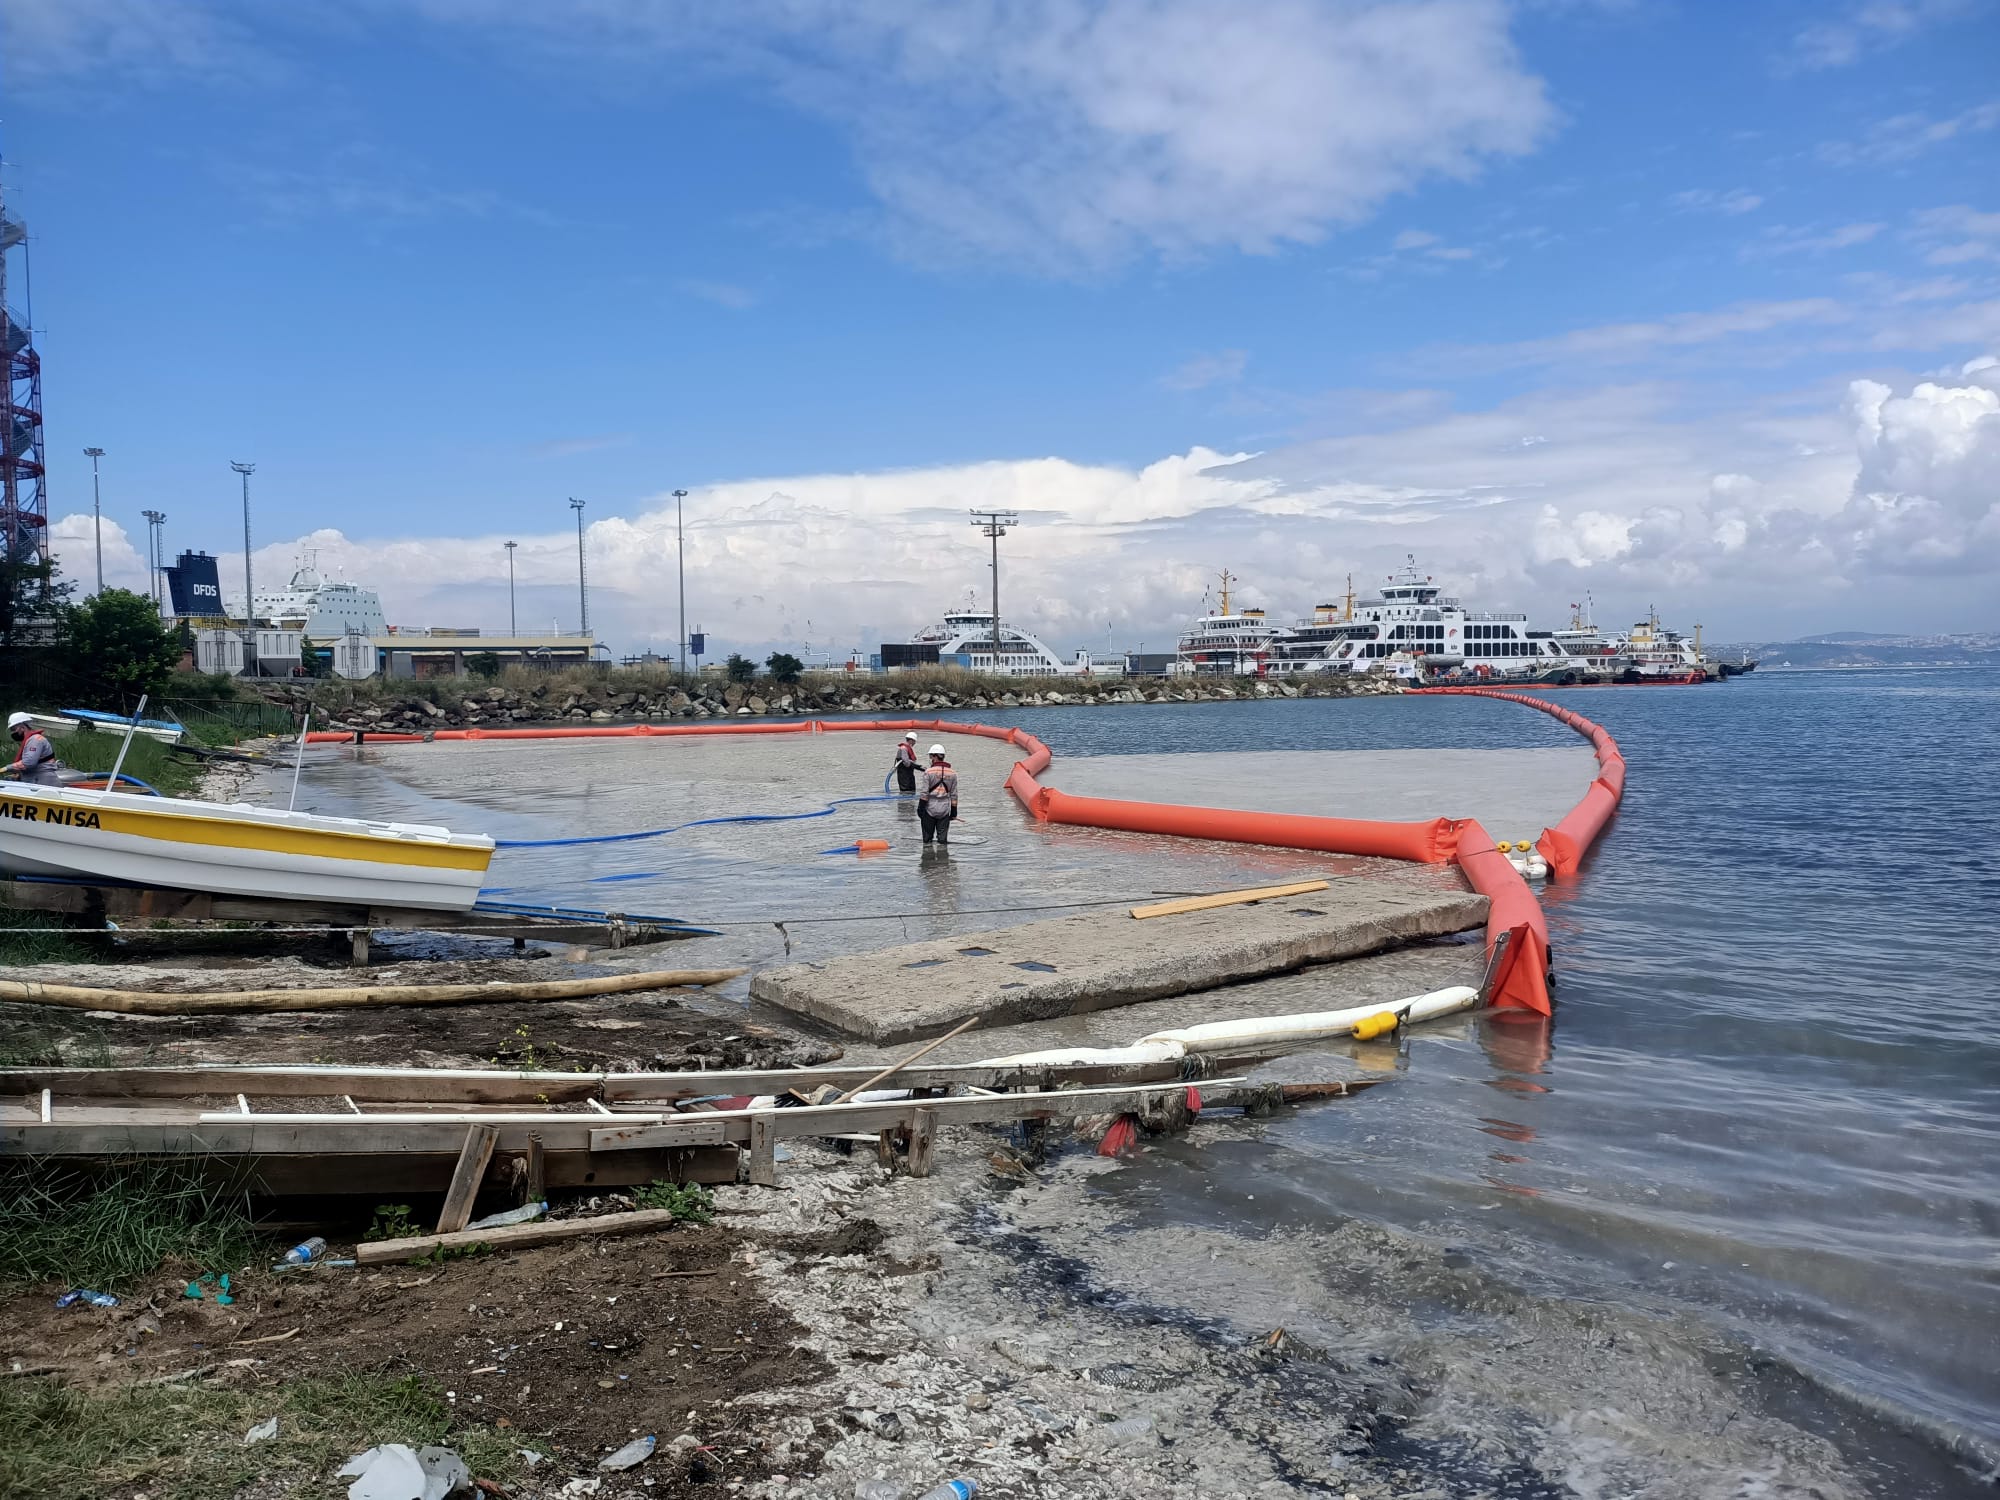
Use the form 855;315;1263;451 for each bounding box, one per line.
0;785;493;911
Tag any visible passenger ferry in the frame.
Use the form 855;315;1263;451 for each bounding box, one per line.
1615;608;1707;681
906;608;1097;677
1265;557;1594;677
1170;572;1286;676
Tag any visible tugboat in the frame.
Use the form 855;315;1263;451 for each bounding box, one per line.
1612;609;1709;683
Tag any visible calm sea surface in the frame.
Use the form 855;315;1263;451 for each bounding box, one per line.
296;669;2000;1490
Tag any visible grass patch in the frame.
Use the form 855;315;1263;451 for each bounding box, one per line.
0;1370;523;1500
0;1160;265;1296
0;905;101;967
0;1024;113;1070
45;730;202;797
631;1179;715;1223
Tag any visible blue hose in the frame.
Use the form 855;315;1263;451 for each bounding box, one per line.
494;793;905;850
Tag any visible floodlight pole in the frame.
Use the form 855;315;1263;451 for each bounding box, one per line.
969;509;1018;674
231;461;256;675
83;447;105;593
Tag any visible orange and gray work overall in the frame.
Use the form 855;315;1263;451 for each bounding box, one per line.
893;739;920;794
5;729;62;785
919;763;958;844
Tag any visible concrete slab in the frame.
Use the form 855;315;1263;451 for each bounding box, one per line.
748;881;1488;1042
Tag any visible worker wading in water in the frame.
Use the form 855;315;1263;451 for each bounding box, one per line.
918;743;957;848
891;731;920;795
3;713;64;785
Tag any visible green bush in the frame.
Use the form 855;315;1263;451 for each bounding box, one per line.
65;590;182;703
724;653;757;683
764;651;804;683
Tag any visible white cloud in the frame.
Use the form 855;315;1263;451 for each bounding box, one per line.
399;0;1558;271
1415;298;1847;374
1910;204;2000;265
1744;222;1884;258
1160;349;1248;391
1818;98;2000;165
47;364;1993;651
1785;0;1983;71
1669;187;1764;217
676;279;759;310
0;0;264;87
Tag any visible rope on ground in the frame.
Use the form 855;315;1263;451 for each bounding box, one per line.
492;793;905;849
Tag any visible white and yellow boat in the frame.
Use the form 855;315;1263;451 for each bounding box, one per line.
0;783;494;911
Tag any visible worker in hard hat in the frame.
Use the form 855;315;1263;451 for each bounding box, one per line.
918;743;957;847
891;731;920;795
3;712;64;785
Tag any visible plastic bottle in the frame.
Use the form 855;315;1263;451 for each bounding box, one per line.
55;1289;120;1309
852;1483;904;1500
279;1236;328;1267
915;1484;977;1500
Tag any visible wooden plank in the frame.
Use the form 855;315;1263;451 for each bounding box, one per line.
0;1065;609;1104
1128;880;1330;920
524;1134;545;1202
355;1207;682;1266
436;1124;499;1234
746;1114;776;1188
3;1120;643;1156
231;1145;738;1196
907;1107;936;1178
589;1079;1242;1152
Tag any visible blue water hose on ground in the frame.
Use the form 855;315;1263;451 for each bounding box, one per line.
492;793;906;850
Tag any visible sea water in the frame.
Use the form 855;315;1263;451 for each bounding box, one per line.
290;669;2000;1489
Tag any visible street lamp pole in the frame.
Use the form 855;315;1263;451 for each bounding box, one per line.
504;540;518;637
141;509;166;608
231;461;257;675
83;447;105;594
673;488;689;675
569;497;588;636
969;510;1019;675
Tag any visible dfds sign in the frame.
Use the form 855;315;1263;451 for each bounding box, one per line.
165;551;225;617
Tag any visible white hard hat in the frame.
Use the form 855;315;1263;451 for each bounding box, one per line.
928;743;946;756
7;712;31;731
902;731;917;741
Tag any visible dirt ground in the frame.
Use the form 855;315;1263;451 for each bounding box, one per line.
3;1220;830;1496
0;956;842;1074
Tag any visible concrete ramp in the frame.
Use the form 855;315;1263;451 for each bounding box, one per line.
749;881;1487;1042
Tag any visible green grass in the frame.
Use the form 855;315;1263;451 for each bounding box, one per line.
0;1371;524;1500
0;905;101;967
42;730;202;797
0;1025;113;1070
631;1179;716;1223
0;1160;265;1296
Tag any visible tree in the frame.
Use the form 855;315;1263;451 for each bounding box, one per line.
724;653;757;683
300;635;321;676
468;650;502;679
66;588;182;703
0;548;74;647
764;651;803;684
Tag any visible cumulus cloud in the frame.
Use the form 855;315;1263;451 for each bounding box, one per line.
46;365;1995;652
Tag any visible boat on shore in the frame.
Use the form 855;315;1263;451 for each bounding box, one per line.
0;783;494;910
24;708;186;745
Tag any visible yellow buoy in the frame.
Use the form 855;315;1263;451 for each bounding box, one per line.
1352;1011;1401;1041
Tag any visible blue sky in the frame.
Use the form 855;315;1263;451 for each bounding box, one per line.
6;0;1999;655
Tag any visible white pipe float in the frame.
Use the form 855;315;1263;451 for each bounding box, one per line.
979;984;1481;1069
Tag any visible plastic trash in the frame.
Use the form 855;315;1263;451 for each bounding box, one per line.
244;1416;280;1444
280;1236;329;1267
915;1484;978;1500
464;1201;546;1232
598;1435;656;1471
55;1289;119;1309
338;1443;473;1500
853;1483;905;1500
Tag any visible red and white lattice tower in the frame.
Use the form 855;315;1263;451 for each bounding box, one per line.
1;166;48;564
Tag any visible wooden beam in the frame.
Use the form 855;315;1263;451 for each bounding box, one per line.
0;1065;609;1104
524;1134;545;1203
1128;880;1330;920
0;968;747;1017
746;1114;776;1188
355;1207;682;1266
907;1107;936;1178
590;1079;1241;1152
436;1124;499;1234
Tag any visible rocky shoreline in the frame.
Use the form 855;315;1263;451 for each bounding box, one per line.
247;671;1401;735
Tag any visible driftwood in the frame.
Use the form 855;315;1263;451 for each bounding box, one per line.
0;968;746;1016
353;1206;681;1265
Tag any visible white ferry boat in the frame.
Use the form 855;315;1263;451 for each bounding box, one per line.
235;553;389;638
1265;557;1594;678
1614;609;1707;681
1171;572;1285;676
906;608;1089;677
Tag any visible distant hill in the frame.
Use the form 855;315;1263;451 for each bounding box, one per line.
1709;631;2000;668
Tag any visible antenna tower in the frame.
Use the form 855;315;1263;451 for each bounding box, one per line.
1;157;48;565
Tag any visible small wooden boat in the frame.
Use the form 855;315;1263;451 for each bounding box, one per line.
0;783;494;911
